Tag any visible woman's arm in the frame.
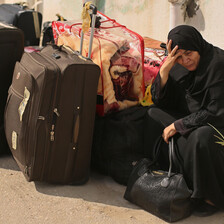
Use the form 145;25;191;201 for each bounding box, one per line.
159;39;183;88
162;105;223;143
174;96;224;135
151;40;184;109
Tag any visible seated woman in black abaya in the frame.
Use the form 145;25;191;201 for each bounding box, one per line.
147;25;224;216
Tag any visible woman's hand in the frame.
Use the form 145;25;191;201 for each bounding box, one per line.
162;123;177;143
160;40;183;88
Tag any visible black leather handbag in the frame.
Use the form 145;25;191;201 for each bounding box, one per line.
124;137;193;222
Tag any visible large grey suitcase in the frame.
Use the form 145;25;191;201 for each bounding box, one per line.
4;4;100;184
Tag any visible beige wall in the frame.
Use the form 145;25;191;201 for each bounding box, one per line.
1;0;224;49
99;0;170;42
42;0;170;42
42;0;82;22
187;0;224;49
41;0;224;49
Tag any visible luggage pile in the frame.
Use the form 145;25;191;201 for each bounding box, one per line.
0;1;164;185
1;3;100;184
0;3;43;156
0;3;42;46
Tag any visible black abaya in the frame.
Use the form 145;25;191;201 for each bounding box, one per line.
146;106;224;209
147;25;224;209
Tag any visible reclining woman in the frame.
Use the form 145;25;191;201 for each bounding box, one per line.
146;25;224;216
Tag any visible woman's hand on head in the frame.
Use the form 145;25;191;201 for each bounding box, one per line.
159;40;183;88
162;123;177;144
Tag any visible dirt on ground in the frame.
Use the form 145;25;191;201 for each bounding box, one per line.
0;155;224;224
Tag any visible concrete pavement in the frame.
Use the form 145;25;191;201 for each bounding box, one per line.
0;155;224;224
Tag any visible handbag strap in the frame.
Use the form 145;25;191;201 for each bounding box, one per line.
151;136;183;175
160;137;174;187
152;137;174;178
168;138;174;178
168;137;185;176
161;137;186;188
149;136;184;188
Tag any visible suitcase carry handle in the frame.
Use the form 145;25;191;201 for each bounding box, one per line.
72;111;80;150
80;2;97;59
99;19;126;29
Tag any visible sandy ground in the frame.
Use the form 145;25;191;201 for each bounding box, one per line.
0;155;224;224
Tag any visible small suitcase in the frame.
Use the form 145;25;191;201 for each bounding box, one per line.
0;22;24;155
4;3;100;184
0;3;42;46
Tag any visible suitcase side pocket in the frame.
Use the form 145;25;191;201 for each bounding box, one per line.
4;62;34;168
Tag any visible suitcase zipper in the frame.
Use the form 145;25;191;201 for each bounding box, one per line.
20;53;50;180
31;52;61;143
37;52;62;142
50;108;60;141
29;52;61;181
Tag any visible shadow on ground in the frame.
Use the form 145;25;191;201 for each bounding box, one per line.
0;154;20;171
35;167;139;209
0;154;138;209
35;171;137;208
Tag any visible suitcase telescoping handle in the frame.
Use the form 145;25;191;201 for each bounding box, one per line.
80;2;97;59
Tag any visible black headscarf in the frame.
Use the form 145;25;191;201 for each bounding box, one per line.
168;25;224;94
168;25;208;55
